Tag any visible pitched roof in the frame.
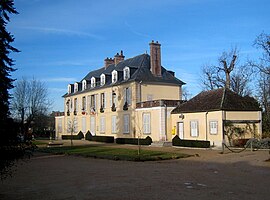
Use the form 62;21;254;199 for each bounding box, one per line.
171;88;261;114
64;53;185;97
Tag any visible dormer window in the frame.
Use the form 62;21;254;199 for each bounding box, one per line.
82;80;87;90
123;66;130;80
100;74;105;86
68;84;72;94
91;77;96;88
112;70;118;84
74;83;78;92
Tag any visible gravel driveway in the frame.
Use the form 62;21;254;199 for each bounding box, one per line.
0;145;269;200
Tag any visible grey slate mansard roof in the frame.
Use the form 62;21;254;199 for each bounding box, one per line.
63;53;185;97
171;88;261;114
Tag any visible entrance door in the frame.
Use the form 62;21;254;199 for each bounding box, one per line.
90;116;95;135
178;122;184;139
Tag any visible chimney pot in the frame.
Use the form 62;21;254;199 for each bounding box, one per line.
114;51;125;65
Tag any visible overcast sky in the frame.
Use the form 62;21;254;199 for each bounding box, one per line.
9;0;270;111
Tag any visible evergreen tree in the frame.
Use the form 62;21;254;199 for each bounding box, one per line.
0;0;19;144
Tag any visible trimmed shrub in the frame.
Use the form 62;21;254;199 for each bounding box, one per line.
61;131;84;140
172;135;210;148
85;132;114;143
116;136;152;145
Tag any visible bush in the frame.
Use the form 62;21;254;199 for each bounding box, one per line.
85;132;114;143
172;135;210;148
61;131;84;140
116;136;152;145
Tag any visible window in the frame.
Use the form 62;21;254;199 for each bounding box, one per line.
143;113;151;134
100;93;106;108
210;121;218;135
57;118;62;133
100;74;105;86
74;98;78;114
190;121;198;137
124;87;131;105
82;96;86;111
90;95;96;111
123;114;130;134
68;85;72;94
110;91;117;109
66;99;70;114
112;70;118;83
112;115;117;134
91;77;96;88
82;117;86;133
100;116;106;134
82;80;87;90
123;66;130;80
74;83;78;92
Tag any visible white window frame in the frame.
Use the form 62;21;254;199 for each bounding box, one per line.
100;74;105;86
100;93;106;109
190;121;198;137
143;113;151;135
100;116;106;134
123;114;130;134
91;77;96;88
82;80;87;90
124;87;131;105
90;95;96;112
209;121;218;135
112;70;118;83
123;66;130;80
112;115;117;134
68;84;72;94
74;83;78;92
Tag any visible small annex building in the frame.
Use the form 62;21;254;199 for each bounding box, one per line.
171;88;262;147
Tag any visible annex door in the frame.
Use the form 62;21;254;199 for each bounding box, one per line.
178;122;184;139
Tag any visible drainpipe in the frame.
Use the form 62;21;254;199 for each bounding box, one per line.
164;103;167;141
205;111;208;141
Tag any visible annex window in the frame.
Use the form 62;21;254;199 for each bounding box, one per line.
112;70;118;83
190;121;198;137
100;116;106;134
123;66;130;80
143;113;151;134
123;114;130;134
209;121;218;135
82;80;87;90
112;115;117;134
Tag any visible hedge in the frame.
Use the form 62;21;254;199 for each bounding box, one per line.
85;131;114;143
62;131;84;140
172;135;210;148
115;136;152;145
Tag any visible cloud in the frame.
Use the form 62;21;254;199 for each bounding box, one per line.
124;21;151;38
20;26;104;40
42;77;77;83
48;88;67;93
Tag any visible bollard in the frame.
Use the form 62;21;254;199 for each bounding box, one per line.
251;140;253;152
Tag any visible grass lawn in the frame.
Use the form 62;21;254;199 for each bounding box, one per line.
32;140;48;146
38;145;190;161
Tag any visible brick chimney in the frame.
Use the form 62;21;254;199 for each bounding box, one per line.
114;50;125;65
104;57;114;69
149;40;161;77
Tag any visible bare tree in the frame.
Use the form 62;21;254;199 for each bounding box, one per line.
67;117;78;146
201;48;252;96
182;86;192;101
252;33;270;75
11;78;51;139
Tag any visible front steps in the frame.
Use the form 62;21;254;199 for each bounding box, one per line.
151;141;172;147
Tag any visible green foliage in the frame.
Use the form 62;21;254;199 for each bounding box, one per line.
172;135;210;148
115;136;152;145
62;132;84;140
85;133;114;143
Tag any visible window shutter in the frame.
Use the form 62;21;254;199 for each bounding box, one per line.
115;94;118;108
110;92;112;107
123;114;130;134
124;88;127;103
128;87;131;105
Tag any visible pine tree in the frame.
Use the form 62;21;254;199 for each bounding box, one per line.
0;0;19;144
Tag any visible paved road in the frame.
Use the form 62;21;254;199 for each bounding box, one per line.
0;145;270;200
